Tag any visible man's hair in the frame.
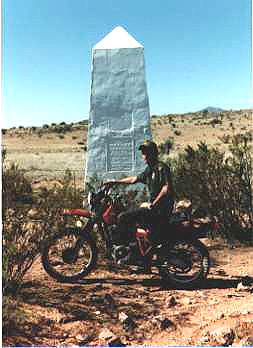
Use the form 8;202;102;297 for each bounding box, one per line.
139;140;158;159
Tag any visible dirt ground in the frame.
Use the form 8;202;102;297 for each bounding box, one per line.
2;127;87;184
3;239;253;347
2;109;253;346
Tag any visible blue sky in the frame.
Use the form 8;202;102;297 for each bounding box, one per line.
2;0;252;128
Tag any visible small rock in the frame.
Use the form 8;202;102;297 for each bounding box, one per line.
118;312;128;322
104;294;114;303
76;334;86;341
200;336;210;343
210;327;235;345
27;208;42;219
160;318;175;330
92;294;114;304
242;309;250;315
237;282;250;292
237;336;253;346
181;297;192;305
150;317;161;329
123;317;137;331
99;328;116;341
166;295;177;307
108;337;126;347
91;295;105;304
219;312;225;319
196;290;205;296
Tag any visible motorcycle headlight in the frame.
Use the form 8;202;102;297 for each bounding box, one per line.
76;220;82;228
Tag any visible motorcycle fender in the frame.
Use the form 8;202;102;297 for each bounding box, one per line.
136;227;150;238
63;209;93;218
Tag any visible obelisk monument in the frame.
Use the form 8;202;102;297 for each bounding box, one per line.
85;26;152;182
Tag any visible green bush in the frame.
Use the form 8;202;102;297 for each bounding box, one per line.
2;163;32;212
210;119;222;127
2;152;83;294
170;140;252;243
159;138;174;155
53;124;72;134
219;134;230;144
174;130;182;136
2;155;34;293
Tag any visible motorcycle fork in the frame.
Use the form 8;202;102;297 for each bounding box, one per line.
72;218;98;250
136;235;152;257
99;223;111;244
81;218;111;252
136;235;153;272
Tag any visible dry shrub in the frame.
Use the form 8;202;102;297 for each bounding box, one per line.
2;151;83;294
171;139;252;243
159;138;174;154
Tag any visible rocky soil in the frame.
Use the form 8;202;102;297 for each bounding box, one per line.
2;109;252;346
3;239;253;347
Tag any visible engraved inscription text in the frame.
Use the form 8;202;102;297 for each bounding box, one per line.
107;138;133;172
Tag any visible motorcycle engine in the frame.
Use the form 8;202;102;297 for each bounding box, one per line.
111;245;131;265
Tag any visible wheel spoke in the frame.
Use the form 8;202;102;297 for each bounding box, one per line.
160;241;206;284
44;233;94;280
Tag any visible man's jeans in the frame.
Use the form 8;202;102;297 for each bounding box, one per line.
116;206;172;245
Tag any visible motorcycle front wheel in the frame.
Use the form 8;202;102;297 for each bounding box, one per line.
42;229;97;282
158;239;209;286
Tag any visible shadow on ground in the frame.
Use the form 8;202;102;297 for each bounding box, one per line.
4;267;251;347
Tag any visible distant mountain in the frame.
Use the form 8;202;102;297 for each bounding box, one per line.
199;107;226;113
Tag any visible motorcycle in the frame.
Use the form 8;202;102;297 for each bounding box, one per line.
42;185;217;285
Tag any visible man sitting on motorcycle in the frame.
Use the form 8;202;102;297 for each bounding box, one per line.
106;140;175;248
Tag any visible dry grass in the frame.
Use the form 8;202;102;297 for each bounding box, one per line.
2;109;252;187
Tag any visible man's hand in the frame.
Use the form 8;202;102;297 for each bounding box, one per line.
140;202;152;209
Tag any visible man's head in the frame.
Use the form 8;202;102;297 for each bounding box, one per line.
139;140;158;163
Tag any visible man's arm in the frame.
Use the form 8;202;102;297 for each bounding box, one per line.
107;176;139;185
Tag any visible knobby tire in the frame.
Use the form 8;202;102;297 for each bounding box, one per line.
42;229;97;283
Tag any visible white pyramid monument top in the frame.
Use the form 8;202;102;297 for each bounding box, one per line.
93;26;143;50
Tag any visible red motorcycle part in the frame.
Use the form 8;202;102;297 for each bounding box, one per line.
63;209;92;218
102;205;118;225
136;227;152;256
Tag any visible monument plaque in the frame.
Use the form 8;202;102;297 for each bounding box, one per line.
107;137;133;172
85;26;152;182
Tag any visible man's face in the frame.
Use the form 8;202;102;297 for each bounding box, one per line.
141;150;157;166
142;152;148;164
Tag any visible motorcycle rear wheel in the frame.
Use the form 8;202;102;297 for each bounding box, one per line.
158;239;209;286
42;230;97;282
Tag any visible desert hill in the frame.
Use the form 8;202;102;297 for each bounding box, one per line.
2;108;252;188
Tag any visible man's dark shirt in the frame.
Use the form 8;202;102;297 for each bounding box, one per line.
137;160;174;214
